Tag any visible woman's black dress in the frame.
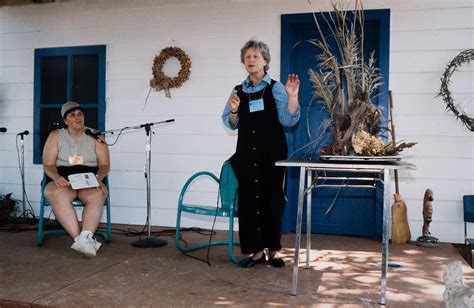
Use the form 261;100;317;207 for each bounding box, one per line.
230;80;287;254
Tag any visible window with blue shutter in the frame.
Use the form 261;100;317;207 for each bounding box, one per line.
33;45;106;164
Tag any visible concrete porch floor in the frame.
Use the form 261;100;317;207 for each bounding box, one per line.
0;224;473;307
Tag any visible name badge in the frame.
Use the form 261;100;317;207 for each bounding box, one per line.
69;155;83;166
249;98;264;113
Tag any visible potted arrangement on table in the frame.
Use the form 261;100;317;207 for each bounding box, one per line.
308;2;415;157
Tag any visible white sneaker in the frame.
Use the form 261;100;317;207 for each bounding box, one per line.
92;237;102;252
71;236;96;258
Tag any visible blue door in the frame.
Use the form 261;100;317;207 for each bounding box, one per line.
280;10;390;238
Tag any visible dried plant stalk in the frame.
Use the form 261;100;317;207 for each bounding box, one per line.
307;0;413;156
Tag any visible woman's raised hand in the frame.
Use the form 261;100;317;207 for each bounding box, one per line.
285;74;300;97
230;90;240;113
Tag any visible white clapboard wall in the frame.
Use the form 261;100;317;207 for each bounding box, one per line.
0;0;472;242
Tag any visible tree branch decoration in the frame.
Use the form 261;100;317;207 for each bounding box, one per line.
308;1;415;156
438;49;474;131
150;47;191;98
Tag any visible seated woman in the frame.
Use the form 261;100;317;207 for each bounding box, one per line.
43;101;110;258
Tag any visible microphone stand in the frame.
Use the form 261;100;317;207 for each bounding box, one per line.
101;119;174;248
19;133;27;220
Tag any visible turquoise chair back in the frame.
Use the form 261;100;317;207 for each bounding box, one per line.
175;160;240;263
219;160;238;212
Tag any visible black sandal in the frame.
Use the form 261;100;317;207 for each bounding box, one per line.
268;257;285;268
239;254;266;268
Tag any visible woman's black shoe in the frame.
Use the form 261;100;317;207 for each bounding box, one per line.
268;257;285;268
239;254;266;268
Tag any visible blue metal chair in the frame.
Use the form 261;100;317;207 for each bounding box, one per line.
464;195;474;249
175;160;240;264
37;174;111;246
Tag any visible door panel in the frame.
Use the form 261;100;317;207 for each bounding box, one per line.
281;10;390;237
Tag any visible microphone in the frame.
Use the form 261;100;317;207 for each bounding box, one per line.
85;128;106;144
0;127;7;133
17;130;29;136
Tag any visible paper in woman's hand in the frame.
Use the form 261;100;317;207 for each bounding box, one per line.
68;172;99;190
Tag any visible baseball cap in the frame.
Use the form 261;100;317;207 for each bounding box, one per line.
61;101;83;118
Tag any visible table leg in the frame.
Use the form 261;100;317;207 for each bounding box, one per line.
291;166;306;296
380;168;391;305
306;170;312;268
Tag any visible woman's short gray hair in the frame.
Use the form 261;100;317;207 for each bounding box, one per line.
240;39;271;72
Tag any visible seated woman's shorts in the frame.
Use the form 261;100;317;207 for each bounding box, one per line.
46;166;102;185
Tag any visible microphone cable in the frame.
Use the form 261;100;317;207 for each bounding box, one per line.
104;127;128;147
84;127;125;147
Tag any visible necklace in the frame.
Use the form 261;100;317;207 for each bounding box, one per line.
68;130;84;166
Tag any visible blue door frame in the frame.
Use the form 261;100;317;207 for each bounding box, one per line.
280;9;390;239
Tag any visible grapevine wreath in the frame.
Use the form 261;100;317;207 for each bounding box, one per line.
150;46;191;98
438;49;473;131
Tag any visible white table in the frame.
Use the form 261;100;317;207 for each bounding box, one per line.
276;159;415;305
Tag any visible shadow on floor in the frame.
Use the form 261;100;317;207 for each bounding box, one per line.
0;223;472;307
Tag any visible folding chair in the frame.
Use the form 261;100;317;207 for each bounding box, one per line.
37;174;111;246
175;160;240;264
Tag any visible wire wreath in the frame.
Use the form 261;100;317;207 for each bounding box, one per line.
150;46;191;98
438;49;473;131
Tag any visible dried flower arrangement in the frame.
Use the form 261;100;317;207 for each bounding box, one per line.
308;1;416;156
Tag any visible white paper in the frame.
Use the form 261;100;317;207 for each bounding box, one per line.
68;172;100;190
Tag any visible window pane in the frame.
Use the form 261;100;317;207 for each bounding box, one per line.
40;108;62;158
71;54;99;104
41;56;67;104
82;108;99;129
39;108;99;158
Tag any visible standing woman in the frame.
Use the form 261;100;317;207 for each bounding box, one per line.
43;101;110;258
222;39;300;267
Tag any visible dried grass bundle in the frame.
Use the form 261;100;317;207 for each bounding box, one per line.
307;1;412;156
